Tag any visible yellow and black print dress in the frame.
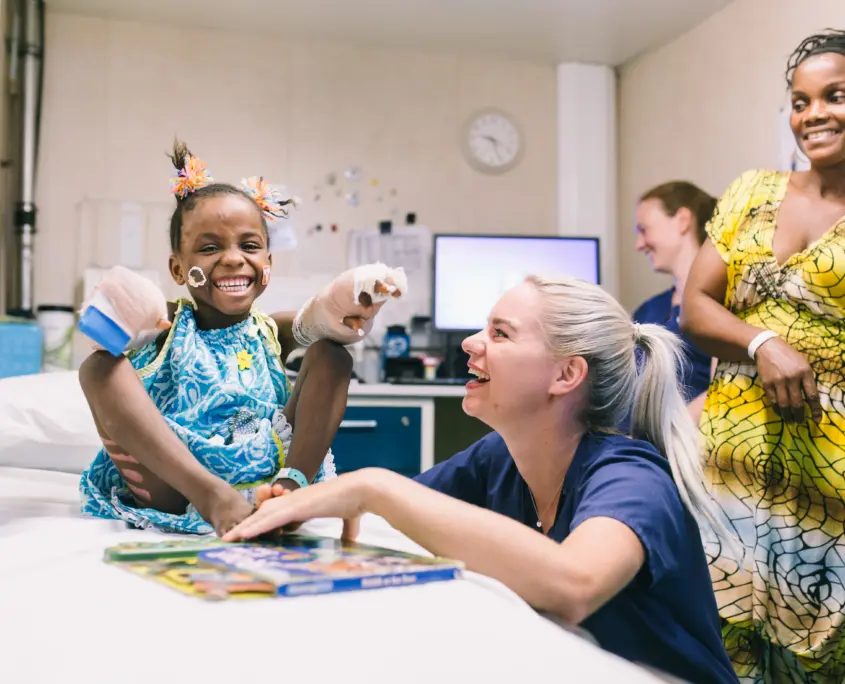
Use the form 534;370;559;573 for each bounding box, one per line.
701;169;845;683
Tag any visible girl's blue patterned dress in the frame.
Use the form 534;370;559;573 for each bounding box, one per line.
79;300;335;534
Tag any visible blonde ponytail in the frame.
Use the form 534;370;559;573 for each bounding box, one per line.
630;323;735;548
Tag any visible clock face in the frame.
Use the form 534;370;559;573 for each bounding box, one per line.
464;110;522;174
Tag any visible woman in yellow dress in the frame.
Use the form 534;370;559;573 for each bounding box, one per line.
682;29;845;682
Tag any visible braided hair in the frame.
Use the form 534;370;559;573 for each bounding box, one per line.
786;29;845;88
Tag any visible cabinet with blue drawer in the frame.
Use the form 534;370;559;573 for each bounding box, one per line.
330;401;430;478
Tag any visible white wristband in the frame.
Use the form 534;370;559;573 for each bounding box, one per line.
748;330;779;360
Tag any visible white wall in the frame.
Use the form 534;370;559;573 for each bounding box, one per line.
35;12;557;307
617;0;845;311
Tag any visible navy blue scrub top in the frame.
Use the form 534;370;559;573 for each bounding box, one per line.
633;287;712;401
415;432;737;684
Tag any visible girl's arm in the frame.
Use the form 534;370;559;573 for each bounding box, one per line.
270;312;298;363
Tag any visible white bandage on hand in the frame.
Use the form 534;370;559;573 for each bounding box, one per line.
292;263;407;346
80;266;170;353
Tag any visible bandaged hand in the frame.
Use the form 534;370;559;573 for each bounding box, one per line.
80;266;171;353
292;263;407;346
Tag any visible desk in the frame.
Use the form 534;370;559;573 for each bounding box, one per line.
332;382;490;477
348;382;467;399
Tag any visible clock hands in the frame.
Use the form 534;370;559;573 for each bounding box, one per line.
483;135;503;163
465;111;520;172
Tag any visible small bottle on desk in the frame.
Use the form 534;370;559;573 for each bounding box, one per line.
381;325;410;380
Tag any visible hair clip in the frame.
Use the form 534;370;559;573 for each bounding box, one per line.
170;154;214;199
241;176;296;220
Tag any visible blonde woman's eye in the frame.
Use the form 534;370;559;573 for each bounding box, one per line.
493;328;508;338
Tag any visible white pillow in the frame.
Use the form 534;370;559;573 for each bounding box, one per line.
0;371;99;473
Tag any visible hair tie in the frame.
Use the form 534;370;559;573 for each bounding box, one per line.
632;323;642;344
170;154;214;199
241;176;297;220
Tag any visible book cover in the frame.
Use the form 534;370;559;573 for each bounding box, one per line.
105;534;462;600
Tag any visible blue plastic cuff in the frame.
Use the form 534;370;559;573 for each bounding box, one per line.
275;467;309;489
78;306;130;357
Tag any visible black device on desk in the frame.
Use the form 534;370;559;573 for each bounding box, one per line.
383;356;424;382
390;377;468;386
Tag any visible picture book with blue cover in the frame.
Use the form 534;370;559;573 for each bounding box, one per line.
104;534;462;600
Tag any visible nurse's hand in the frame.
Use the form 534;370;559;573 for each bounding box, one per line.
223;471;374;543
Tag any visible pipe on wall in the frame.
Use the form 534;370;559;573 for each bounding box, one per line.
4;0;43;318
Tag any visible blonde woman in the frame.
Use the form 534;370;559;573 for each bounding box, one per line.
226;277;738;684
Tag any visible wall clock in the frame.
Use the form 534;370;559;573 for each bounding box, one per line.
463;109;523;174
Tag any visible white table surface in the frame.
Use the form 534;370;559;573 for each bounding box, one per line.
0;466;661;684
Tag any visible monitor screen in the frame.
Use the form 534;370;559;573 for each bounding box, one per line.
433;234;600;332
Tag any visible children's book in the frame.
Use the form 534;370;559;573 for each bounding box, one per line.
104;534;462;601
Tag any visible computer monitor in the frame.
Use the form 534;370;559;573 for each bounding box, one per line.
433;234;600;332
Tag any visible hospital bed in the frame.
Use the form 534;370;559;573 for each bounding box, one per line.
0;371;664;684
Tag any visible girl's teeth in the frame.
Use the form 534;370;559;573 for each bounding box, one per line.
215;278;250;292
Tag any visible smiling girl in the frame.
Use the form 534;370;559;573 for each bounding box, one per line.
79;141;399;536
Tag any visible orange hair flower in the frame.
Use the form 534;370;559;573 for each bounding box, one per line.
170;154;213;199
241;176;296;220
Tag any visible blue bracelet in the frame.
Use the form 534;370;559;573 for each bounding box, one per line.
275;467;309;490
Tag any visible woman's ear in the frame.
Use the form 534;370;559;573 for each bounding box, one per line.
169;254;185;286
550;356;589;396
675;206;694;236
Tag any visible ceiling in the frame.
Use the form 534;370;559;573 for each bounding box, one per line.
47;0;733;66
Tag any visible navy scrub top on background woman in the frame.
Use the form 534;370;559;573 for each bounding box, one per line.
633;287;712;401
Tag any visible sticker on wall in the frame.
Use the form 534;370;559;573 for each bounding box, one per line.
268;221;297;252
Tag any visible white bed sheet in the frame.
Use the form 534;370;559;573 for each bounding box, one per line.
0;467;661;684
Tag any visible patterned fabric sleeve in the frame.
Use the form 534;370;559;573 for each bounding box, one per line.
705;169;764;263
